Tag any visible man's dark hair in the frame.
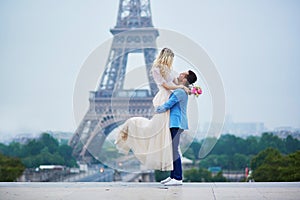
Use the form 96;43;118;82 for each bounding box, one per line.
186;70;197;85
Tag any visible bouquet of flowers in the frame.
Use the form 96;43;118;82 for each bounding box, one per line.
190;85;202;97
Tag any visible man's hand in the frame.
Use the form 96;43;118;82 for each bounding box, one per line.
156;106;166;113
183;86;190;94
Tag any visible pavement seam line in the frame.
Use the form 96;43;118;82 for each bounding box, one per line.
211;183;217;200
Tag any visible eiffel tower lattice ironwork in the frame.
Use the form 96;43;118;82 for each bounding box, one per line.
69;0;159;162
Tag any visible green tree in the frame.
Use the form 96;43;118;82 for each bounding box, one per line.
245;136;259;155
0;153;25;182
7;142;24;157
190;141;202;159
184;167;213;182
280;151;300;181
251;147;282;171
212;171;227;182
285;135;300;154
24;139;44;156
258;132;285;153
0;143;7;155
250;148;300;181
40;133;59;154
182;147;195;161
184;168;202;182
58;144;77;167
211;134;247;156
199;154;228;169
232;153;249;169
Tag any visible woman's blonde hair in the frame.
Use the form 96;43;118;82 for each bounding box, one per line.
152;48;174;78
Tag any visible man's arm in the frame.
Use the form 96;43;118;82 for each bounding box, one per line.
156;89;184;113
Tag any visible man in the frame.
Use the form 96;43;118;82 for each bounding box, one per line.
156;70;197;186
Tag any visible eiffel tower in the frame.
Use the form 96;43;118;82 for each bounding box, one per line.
69;0;159;163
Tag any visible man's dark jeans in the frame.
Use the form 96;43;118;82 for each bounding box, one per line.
170;127;184;180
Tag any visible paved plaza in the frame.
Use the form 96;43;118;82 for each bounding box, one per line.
0;182;299;200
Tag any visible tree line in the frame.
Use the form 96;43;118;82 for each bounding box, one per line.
183;132;300;170
0;133;77;175
1;131;299;182
181;132;300;182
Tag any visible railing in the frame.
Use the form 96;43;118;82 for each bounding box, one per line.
89;89;152;99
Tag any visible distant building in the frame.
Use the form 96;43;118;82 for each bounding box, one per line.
223;122;266;137
273;127;300;140
11;133;40;144
1;131;74;145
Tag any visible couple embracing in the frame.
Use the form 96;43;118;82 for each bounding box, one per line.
115;48;198;186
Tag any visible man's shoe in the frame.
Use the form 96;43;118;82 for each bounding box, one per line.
160;177;171;184
164;178;182;186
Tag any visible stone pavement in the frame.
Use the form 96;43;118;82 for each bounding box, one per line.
0;182;299;200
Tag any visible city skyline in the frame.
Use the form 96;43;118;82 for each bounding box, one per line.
1;0;300;136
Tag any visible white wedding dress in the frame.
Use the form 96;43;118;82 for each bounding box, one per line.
115;66;177;171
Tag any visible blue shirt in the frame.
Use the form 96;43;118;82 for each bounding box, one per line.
156;89;188;130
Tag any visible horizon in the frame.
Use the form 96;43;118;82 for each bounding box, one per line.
1;121;299;145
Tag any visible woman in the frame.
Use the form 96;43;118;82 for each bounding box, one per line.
115;48;188;171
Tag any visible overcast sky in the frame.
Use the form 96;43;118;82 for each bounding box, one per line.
0;0;299;136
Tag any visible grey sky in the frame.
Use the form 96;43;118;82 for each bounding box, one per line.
0;0;300;135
